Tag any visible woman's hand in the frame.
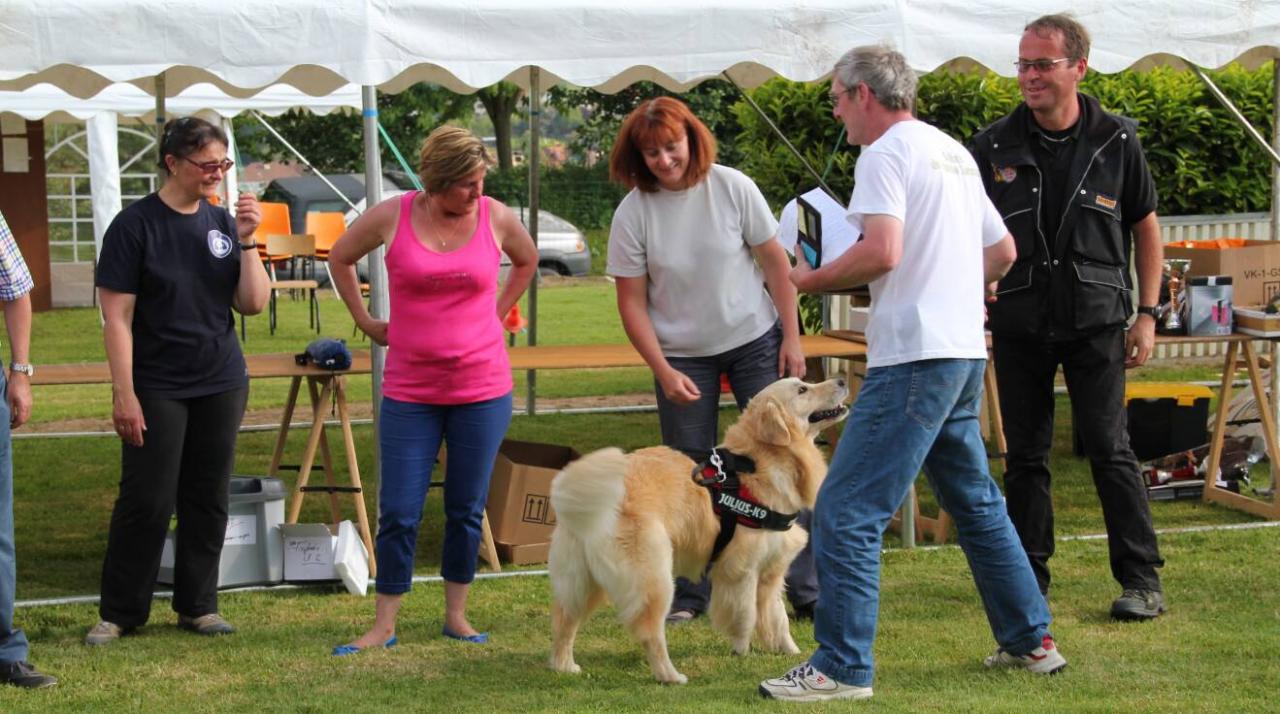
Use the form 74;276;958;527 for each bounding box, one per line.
234;193;261;241
359;318;389;346
779;333;806;378
657;366;701;405
113;389;146;447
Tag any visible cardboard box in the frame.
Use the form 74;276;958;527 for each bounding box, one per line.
1184;276;1233;336
486;439;579;546
281;520;368;595
496;541;551;565
1163;239;1280;306
1233;306;1280;337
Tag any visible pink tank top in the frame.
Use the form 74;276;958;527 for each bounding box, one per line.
383;192;512;404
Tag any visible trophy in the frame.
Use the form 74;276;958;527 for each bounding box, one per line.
1161;258;1191;334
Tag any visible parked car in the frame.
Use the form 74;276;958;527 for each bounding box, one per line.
343;191;591;278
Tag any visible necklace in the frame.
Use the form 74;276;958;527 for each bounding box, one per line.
426;203;469;250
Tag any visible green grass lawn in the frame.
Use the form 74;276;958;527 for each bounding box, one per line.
4;281;1277;710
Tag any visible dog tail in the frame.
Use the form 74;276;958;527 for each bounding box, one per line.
551;447;628;540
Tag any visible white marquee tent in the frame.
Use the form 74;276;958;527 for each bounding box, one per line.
3;0;1279;408
0;82;362;260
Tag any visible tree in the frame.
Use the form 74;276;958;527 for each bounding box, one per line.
475;82;525;170
233;83;473;174
547;79;746;166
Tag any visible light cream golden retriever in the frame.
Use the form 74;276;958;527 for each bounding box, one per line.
548;377;849;684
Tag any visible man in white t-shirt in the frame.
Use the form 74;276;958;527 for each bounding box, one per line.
759;46;1064;704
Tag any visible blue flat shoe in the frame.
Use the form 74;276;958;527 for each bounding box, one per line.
441;627;488;644
331;635;398;656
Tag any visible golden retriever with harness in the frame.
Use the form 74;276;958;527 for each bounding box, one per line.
548;377;850;684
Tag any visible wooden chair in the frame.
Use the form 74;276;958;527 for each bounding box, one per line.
264;233;321;335
304;211;347;297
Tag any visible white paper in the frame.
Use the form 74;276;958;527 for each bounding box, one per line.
2;138;28;173
223;514;257;546
0;115;24;135
282;523;340;580
776;187;859;267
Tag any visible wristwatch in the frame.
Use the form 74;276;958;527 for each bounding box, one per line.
9;362;34;377
240;241;258;250
1135;305;1160;319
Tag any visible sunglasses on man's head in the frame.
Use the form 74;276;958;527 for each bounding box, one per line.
183;157;235;173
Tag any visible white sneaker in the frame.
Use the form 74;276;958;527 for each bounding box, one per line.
758;661;873;702
983;634;1068;674
84;620;125;646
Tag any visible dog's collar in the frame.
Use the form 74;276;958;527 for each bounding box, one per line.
682;447;798;563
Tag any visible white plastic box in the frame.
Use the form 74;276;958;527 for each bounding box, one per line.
158;476;285;589
280;520;369;596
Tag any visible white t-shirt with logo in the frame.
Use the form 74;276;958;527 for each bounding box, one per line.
608;164;779;357
847;120;1007;368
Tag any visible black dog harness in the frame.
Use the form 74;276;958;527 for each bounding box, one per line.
681;447;799;563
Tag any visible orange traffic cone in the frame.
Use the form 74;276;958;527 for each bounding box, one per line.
502;304;528;334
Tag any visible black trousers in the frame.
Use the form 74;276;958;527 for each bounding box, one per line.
992;328;1163;595
98;386;248;628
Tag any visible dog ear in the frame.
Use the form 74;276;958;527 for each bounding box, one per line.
755;399;794;446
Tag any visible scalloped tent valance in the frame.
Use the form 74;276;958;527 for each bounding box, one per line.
2;1;1278;98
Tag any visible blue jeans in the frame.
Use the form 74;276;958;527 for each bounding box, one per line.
0;372;29;664
810;359;1050;687
655;323;782;452
376;393;512;594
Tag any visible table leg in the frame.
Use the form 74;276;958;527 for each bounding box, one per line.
1202;341;1238;505
335;376;378;578
269;376;302;478
287;378;334;524
306;377;342;524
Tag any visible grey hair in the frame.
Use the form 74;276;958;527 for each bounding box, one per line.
833;45;917;113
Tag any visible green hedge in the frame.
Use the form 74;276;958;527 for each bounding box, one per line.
484;163;626;230
735;64;1276;217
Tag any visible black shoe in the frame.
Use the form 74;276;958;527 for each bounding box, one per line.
0;661;58;689
791;602;815;621
1110;589;1166;620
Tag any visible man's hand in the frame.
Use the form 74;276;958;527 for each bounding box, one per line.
789;260;815;293
7;372;31;428
1126;313;1156;368
235;193;262;241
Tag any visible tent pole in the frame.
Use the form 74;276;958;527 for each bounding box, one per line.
362;86;387;505
526;67;541;416
721;71;840;202
154;72;165;169
1191;65;1280;167
1273;62;1279;243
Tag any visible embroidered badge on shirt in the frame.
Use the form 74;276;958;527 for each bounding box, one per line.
207;230;233;259
993;165;1017;183
1094;194;1117;210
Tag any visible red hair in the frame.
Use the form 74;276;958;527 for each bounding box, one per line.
609;97;716;192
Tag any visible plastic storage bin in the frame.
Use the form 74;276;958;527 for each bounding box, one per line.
158;476;286;588
1124;382;1213;461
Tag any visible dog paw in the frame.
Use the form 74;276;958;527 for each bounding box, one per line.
658;672;688;685
731;641;751;656
549;659;581;674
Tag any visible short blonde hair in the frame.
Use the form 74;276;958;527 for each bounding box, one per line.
417;126;492;193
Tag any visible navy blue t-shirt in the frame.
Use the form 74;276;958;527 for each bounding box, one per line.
96;193;248;398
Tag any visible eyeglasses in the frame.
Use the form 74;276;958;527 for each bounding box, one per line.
828;87;851;105
183;157;235;173
1015;57;1072;73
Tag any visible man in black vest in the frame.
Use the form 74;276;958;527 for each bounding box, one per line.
970;13;1166;620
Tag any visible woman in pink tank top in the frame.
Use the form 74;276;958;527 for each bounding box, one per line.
327;127;536;653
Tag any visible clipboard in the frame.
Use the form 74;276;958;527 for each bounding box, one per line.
796;195;822;268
